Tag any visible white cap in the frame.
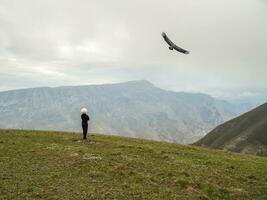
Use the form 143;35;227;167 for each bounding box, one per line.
80;107;88;113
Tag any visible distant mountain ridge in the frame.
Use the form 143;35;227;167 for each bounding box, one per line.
194;103;267;156
0;80;254;143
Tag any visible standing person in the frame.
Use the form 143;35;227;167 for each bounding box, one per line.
80;108;90;140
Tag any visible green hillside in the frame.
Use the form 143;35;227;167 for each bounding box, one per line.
194;103;267;156
0;130;267;199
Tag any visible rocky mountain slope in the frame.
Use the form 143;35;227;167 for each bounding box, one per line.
194;103;267;156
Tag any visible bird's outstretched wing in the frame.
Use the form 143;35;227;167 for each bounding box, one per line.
161;32;174;47
173;45;189;54
161;32;190;54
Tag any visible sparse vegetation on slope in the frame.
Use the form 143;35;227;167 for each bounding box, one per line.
0;129;267;199
194;103;267;156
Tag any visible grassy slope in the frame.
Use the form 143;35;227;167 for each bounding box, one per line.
0;130;267;200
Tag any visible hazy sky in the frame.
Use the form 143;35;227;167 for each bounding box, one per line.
0;0;266;100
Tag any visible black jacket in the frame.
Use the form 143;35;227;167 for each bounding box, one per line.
81;113;90;124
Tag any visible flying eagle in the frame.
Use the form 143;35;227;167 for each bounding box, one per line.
161;32;189;54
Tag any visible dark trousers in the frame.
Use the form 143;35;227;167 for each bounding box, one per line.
82;123;88;139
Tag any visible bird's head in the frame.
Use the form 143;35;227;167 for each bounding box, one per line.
161;32;166;37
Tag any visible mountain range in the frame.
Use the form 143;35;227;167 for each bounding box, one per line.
0;80;255;143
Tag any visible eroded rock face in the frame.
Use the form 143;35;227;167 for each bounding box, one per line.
0;80;253;144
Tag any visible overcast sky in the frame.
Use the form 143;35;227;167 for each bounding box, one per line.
0;0;266;101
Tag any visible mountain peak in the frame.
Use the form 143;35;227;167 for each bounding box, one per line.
122;80;154;86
